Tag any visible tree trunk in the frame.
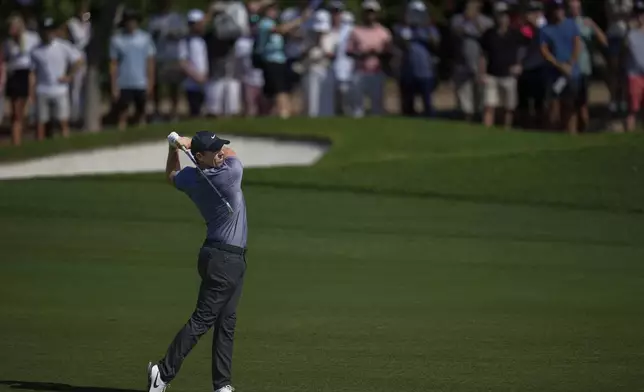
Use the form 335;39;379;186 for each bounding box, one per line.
83;0;122;132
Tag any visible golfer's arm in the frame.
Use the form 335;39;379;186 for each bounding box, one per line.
166;147;181;184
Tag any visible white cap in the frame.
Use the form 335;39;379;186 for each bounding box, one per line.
340;10;354;24
361;0;381;11
187;9;205;23
312;9;332;32
408;1;427;12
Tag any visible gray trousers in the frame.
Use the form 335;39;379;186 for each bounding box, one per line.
159;245;246;389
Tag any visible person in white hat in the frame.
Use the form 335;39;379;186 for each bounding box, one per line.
302;9;337;117
178;9;209;117
346;0;392;117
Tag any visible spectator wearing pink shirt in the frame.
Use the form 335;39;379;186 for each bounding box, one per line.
346;0;392;117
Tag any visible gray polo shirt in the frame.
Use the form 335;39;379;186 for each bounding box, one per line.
450;13;494;75
174;156;247;248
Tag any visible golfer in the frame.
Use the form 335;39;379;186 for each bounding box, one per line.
148;131;247;392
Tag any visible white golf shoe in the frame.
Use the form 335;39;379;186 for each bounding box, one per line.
147;362;168;392
214;386;235;392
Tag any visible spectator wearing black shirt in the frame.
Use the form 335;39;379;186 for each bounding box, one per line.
479;1;523;128
517;1;547;129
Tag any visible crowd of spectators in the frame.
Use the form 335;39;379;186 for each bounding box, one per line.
1;0;644;145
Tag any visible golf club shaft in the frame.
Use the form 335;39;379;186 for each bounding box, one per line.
179;147;234;214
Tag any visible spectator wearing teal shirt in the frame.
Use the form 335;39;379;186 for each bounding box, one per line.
569;0;607;132
255;1;311;118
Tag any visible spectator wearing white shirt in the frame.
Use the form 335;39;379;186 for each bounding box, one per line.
333;9;356;116
31;17;83;141
66;0;91;123
178;10;209;117
2;14;40;146
303;9;337;117
148;0;187;121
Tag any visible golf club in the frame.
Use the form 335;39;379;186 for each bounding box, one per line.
167;132;234;215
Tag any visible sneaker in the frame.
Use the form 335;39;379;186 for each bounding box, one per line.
214;386;235;392
147;362;168;392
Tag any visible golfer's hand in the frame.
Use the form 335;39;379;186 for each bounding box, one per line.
58;75;72;84
177;136;192;150
112;88;120;101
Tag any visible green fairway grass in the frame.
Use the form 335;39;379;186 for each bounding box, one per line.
1;118;644;392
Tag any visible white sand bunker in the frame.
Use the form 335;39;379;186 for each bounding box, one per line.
0;135;328;180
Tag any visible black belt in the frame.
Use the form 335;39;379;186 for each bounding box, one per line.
203;240;247;255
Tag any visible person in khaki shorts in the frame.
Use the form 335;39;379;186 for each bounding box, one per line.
30;17;82;140
479;1;523;128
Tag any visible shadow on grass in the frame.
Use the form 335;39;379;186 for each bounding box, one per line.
0;381;142;392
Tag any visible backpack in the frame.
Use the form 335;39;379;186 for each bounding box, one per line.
213;11;243;42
